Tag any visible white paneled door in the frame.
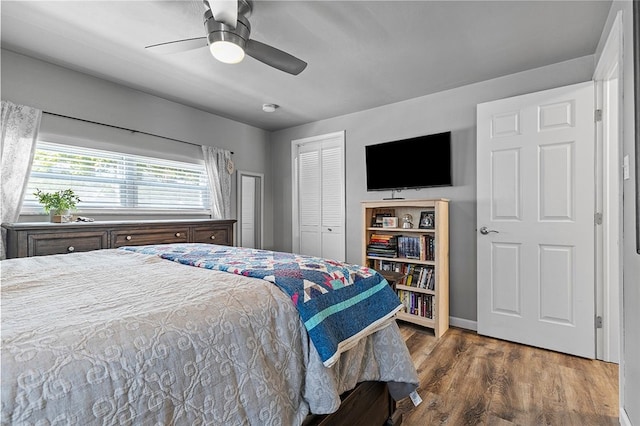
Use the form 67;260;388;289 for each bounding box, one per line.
293;131;345;261
241;175;256;248
477;82;596;358
237;171;263;249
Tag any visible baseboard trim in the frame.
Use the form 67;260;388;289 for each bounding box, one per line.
449;316;477;331
620;406;632;426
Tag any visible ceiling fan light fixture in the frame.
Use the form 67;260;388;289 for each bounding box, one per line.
210;40;245;64
205;10;250;65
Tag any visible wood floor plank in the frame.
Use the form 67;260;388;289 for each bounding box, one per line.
397;325;619;426
485;345;519;423
398;327;474;424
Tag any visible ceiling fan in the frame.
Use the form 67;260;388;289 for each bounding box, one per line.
145;0;307;75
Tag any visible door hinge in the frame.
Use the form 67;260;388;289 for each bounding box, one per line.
594;212;603;225
595;109;603;122
596;316;603;329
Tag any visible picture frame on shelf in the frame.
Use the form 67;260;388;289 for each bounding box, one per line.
382;217;398;228
418;211;435;229
373;213;388;227
372;208;395;227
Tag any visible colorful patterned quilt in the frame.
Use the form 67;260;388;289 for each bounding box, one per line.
2;249;419;424
122;243;403;367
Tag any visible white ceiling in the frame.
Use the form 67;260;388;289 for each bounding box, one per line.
1;0;611;131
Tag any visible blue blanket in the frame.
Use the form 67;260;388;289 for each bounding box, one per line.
121;244;402;367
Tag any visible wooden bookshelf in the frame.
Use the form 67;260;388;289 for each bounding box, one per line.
362;199;449;338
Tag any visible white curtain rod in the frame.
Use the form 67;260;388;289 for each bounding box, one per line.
43;111;234;155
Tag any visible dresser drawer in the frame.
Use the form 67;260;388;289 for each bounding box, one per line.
28;231;108;257
192;226;232;246
112;228;189;247
2;220;235;258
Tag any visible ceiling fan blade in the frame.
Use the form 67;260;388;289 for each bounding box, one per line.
210;0;237;28
245;39;307;75
145;37;207;54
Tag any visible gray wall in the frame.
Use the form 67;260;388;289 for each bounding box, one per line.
596;2;640;425
270;55;595;324
1;49;276;249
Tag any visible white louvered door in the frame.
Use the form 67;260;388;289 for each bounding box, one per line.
293;132;345;261
320;142;345;259
298;145;322;256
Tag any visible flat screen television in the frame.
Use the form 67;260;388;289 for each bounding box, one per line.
365;131;452;191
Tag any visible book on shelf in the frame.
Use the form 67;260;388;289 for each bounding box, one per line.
397;290;434;319
396;235;435;261
367;234;398;258
405;264;415;286
396;236;417;259
419;265;435;290
424;234;435;261
396;264;435;290
378;260;401;272
426;266;435;290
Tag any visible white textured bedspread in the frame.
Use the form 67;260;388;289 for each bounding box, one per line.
1;249;418;425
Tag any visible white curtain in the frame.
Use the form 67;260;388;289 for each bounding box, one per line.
1;100;42;259
202;145;232;219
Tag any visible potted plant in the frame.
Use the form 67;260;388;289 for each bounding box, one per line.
34;189;81;223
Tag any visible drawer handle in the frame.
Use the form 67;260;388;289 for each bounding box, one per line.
175;232;181;237
210;235;216;240
125;235;132;241
67;246;75;252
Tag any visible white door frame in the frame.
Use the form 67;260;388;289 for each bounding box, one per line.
236;170;264;249
593;11;623;364
291;131;345;255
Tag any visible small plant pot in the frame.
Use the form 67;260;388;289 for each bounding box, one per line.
49;210;72;223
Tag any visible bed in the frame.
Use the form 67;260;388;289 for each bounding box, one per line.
1;244;418;425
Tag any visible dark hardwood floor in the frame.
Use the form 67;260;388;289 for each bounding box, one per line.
397;324;619;426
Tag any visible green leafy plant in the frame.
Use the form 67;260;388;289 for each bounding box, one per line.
33;189;81;214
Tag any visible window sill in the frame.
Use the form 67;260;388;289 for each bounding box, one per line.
18;210;213;223
21;208;211;215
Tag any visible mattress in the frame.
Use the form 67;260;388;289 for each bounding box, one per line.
1;248;418;425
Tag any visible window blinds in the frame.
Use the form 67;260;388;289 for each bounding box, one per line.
22;142;211;214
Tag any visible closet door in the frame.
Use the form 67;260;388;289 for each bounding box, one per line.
293;132;345;261
320;140;345;259
297;143;322;256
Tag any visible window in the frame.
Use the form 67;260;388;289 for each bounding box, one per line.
22;142;211;214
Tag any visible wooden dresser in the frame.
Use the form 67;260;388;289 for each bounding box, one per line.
2;219;235;259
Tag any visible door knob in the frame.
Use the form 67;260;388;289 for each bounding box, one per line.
479;226;499;235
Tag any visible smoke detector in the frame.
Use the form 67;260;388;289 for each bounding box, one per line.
262;103;278;113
